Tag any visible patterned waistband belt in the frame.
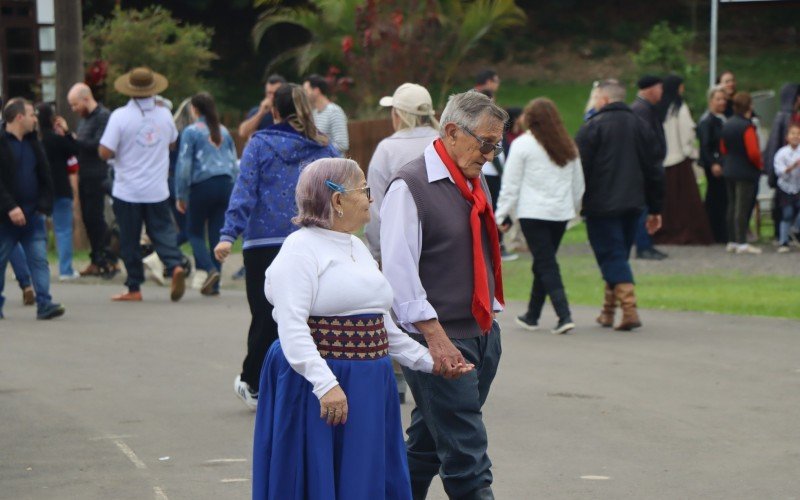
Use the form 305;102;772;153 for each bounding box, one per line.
308;315;389;361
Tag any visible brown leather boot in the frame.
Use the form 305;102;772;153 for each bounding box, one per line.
596;283;615;327
614;283;642;331
79;263;102;276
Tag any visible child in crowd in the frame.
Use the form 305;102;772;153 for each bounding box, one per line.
773;123;800;253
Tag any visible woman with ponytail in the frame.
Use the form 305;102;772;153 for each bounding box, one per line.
215;83;340;410
175;92;238;296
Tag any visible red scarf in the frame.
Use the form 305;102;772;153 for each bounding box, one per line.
433;139;504;333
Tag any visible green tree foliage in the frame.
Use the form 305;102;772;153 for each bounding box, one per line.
252;0;526;113
84;6;217;108
632;21;693;75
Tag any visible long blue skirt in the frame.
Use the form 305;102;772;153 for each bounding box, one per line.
252;340;413;500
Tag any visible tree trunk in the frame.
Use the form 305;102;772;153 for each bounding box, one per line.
54;0;83;129
55;1;89;251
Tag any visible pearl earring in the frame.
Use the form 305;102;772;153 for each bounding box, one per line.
337;210;343;218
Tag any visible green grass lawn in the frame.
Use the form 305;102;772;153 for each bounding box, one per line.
502;252;800;320
496;82;591;135
503;221;798;320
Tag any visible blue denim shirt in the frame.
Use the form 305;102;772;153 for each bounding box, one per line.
174;118;238;201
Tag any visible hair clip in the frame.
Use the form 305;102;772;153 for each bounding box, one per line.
325;180;345;193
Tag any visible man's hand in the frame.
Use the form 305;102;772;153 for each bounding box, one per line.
175;199;187;214
646;214;662;235
258;96;272;115
8;207;26;226
415;319;469;379
319;385;348;425
711;163;723;178
214;241;232;262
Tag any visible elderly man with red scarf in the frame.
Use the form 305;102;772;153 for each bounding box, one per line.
381;91;507;500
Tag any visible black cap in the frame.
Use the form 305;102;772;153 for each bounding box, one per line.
637;75;662;89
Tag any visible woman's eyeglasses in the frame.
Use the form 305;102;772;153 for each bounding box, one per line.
460;126;503;156
325;180;371;199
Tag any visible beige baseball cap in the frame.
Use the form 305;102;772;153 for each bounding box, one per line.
379;83;435;116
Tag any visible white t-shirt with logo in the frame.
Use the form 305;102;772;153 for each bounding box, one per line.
100;97;178;203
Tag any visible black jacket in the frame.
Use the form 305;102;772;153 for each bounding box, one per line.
696;111;724;173
630;96;667;164
721;114;762;183
0;128;54;223
41;130;79;199
74;104;110;179
576;102;664;217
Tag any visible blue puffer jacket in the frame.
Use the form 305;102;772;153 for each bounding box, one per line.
220;124;340;248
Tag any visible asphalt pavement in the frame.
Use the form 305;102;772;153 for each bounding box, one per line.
1;282;798;499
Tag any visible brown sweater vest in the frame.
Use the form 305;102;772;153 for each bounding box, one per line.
393;156;496;339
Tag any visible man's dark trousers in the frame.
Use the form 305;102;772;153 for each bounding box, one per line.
112;197;183;292
585;211;639;286
79;176;114;266
402;321;502;499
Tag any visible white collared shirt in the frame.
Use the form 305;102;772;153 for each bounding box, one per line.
774;143;800;195
100;97;178;203
380;142;503;334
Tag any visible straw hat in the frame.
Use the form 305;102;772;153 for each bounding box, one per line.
114;67;169;97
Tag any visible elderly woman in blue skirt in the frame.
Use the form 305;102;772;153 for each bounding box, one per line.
253;158;472;500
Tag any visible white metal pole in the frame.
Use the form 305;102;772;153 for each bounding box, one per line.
710;0;718;88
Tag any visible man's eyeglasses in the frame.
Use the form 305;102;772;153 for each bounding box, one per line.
325;180;371;199
460;126;503;157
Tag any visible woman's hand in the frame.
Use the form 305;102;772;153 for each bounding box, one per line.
214;241;232;262
319;385;348;425
54;116;69;135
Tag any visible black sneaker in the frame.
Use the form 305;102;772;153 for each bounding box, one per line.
552;319;575;335
515;313;539;331
37;303;65;320
636;248;667;260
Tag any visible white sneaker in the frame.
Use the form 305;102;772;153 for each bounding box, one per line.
735;244;762;255
58;271;80;282
234;375;258;410
143;253;166;286
725;242;737;253
777;244;791;254
192;270;208;290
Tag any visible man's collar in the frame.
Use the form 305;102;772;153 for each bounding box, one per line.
4;127;25;142
423;141;453;184
128;97;156;110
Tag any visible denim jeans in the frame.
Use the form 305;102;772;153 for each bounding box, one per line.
186;175;233;277
779;195;800;245
52;196;75;276
634;208;653;252
0;215;54;313
8;243;31;288
112;198;184;292
586;211;639;286
402;322;502;498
